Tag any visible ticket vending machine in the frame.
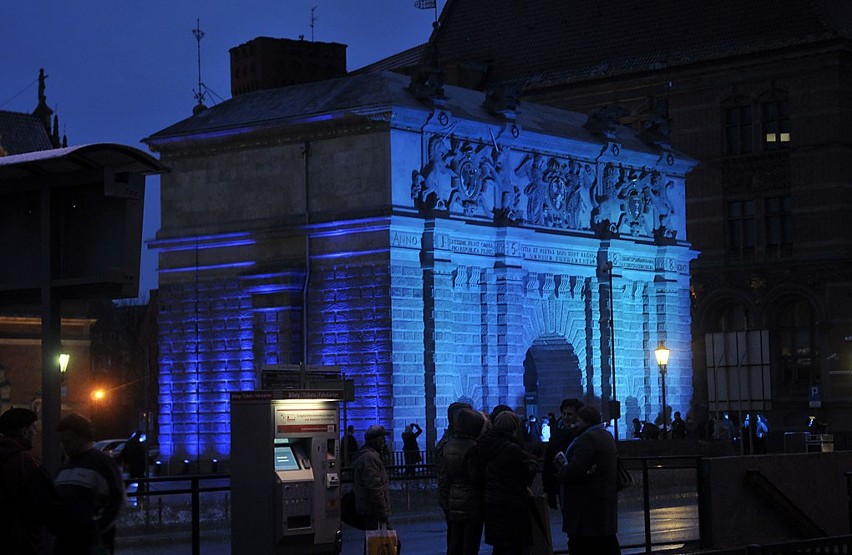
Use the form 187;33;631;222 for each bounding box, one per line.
231;390;343;554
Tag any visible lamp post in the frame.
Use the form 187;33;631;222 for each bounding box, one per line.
655;341;670;438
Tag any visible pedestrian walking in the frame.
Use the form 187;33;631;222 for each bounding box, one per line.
556;405;620;555
0;408;61;555
479;410;539;555
54;413;125;554
437;407;486;555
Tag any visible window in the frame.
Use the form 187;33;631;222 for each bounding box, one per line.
724;104;753;156
765;196;792;257
773;298;819;388
762;97;790;149
727;200;755;259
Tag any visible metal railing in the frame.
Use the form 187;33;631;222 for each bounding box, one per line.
121;454;852;554
122;474;230;555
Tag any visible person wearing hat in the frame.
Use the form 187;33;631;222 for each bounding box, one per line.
0;407;60;554
352;424;393;530
53;413;125;554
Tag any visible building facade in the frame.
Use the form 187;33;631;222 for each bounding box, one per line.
145;71;695;462
414;0;852;433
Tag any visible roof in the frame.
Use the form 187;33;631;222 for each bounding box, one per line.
428;0;852;88
0;110;53;155
144;71;658;155
353;43;428;75
0;143;167;182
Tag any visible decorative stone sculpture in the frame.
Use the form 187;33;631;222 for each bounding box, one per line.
410;132;679;239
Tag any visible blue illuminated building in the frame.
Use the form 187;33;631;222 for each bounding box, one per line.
144;71;697;466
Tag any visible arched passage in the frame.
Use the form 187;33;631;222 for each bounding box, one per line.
523;334;582;417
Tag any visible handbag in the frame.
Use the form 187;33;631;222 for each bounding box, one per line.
616;457;634;492
365;524;399;555
523;494;554;555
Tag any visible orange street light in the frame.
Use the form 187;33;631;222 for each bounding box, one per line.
90;388;106;402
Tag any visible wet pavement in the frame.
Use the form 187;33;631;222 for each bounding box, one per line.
115;493;699;554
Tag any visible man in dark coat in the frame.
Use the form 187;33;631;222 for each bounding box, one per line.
543;398;584;509
0;408;60;554
436;407;486;555
480;410;538;555
352;424;392;530
557;405;620;555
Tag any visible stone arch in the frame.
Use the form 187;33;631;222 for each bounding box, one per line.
523;333;583;417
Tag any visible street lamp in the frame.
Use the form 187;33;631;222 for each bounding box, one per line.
655;341;670;437
58;353;70;377
58;353;70;398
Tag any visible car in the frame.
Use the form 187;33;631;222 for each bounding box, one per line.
93;438;126;460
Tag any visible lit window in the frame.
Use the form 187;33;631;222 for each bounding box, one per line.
762;97;789;150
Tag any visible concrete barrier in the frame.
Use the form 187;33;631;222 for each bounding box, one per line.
698;452;852;549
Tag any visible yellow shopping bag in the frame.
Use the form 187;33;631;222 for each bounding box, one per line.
365;525;399;555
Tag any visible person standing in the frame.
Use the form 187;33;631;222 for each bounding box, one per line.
670;412;687;440
342;425;358;467
401;422;423;475
543;398;584;509
0;408;60;555
54;413;125;555
436;401;475;553
437;407;486;555
119;430;147;481
556;405;620;555
353;424;393;530
479;410;538;555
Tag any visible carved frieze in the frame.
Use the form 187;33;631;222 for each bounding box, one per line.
410;131;682;241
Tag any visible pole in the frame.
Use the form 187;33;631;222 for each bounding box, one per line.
661;366;668;438
609;266;618;439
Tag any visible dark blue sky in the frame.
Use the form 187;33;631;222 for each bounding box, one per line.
2;1;441;299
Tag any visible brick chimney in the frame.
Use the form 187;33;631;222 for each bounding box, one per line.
229;37;347;96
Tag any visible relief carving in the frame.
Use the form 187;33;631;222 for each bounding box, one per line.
410;132;680;239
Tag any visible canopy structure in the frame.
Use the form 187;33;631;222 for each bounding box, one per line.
0;143;167;473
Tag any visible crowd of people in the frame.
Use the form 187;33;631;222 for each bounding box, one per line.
350;398;622;554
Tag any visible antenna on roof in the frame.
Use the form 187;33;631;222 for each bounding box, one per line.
192;19;207;114
310;6;318;41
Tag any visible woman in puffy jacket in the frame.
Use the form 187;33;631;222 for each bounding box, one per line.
479;410;539;555
437;407;488;555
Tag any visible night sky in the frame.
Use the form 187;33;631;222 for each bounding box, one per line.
2;1;442;297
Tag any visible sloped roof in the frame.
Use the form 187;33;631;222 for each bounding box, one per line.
143;71;658;156
428;0;852;88
353;43;428;75
0;110;53;155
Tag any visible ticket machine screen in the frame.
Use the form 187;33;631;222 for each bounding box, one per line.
274;445;300;471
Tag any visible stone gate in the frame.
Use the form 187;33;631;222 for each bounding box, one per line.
145;71;697;463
